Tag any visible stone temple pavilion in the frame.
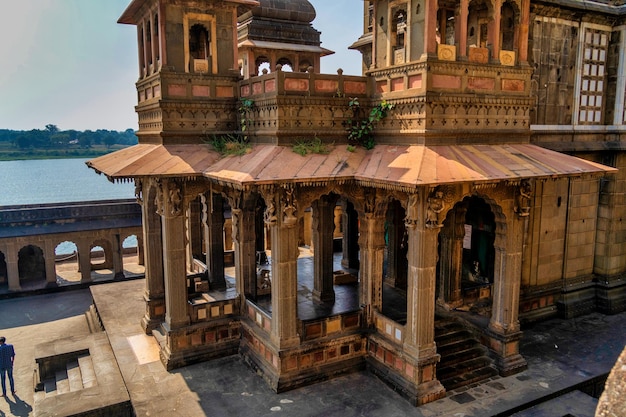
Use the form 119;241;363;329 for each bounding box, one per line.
88;0;625;406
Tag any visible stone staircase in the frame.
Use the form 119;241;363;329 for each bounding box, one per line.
35;353;97;399
435;317;499;390
85;304;104;333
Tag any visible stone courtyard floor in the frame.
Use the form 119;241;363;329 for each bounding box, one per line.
0;278;624;417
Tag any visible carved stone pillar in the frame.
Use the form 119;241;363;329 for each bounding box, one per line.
267;186;300;349
490;0;502;61
403;193;445;403
140;181;165;334
44;240;57;287
312;196;336;303
340;199;359;270
424;0;438;56
459;0;469;58
230;192;257;299
486;209;527;376
358;194;386;325
160;179;190;331
437;207;464;307
518;0;530;63
202;191;226;290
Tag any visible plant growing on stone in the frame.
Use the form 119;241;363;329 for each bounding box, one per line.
206;133;251;156
347;98;394;150
238;98;254;139
292;136;333;156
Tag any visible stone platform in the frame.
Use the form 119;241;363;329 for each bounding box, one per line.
0;280;624;416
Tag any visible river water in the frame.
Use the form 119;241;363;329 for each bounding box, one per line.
1;158;136;253
0;158;134;206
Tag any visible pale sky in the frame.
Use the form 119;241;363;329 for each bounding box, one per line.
0;1;364;132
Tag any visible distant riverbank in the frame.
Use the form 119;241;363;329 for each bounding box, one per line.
0;145;127;161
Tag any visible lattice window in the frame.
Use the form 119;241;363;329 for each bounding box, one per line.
578;29;608;124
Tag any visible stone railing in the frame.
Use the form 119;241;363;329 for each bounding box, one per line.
237;70;373;144
300;311;362;341
245;300;272;335
188;294;239;323
373;310;405;345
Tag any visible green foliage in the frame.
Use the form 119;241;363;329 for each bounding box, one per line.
346;144;356;152
346;98;394;150
0;127;137;160
238;98;254;136
292;137;333;156
208;133;251;156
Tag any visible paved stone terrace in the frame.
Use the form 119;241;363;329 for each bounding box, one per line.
1;279;624;417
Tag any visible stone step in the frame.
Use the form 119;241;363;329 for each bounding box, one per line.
43;379;57;397
55;369;70;394
66;360;83;392
439;364;499;391
437;335;476;356
78;354;97;388
438;345;486;368
438;355;495;380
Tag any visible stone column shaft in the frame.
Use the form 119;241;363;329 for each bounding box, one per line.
359;213;386;323
5;243;20;291
204;192;226;290
341;200;359;270
112;234;125;279
161;182;189;330
269;221;300;348
459;0;469;57
141;191;165;333
77;240;92;283
233;204;257;298
44;240;57;287
312;199;336;303
404;226;437;358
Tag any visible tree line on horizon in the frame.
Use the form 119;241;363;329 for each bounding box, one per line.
0;124;138;150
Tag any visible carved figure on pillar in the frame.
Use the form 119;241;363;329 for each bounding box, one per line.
515;180;532;217
426;188;446;228
135;179;143;204
282;185;297;226
404;193;419;229
168;181;183;216
264;198;277;225
155;180;164;215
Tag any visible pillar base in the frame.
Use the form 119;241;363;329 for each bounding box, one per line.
141;295;165;334
367;335;446;406
157;321;241;371
241;320;366;393
484;327;527;376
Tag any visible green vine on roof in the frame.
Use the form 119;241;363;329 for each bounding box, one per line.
347;98;394;150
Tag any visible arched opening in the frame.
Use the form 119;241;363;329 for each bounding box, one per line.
189;23;210;72
437;5;456;45
90;245;106;267
437;195;496;315
55;241;79;285
500;2;516;51
391;8;407;64
382;199;408;323
467;0;491;48
276;57;293;72
122;234;144;277
0;251;7;289
256;57;271;75
18;244;46;288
